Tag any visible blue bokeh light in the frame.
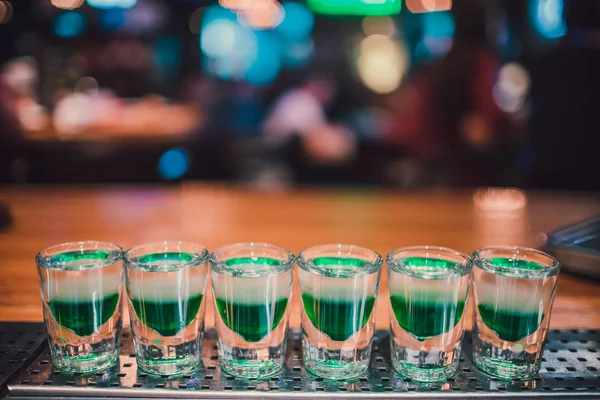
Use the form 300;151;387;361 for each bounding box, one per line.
276;2;314;41
158;148;190;180
54;11;86;38
530;0;566;40
200;5;282;85
415;11;455;61
87;0;137;9
99;9;126;31
245;31;281;86
281;39;314;67
154;36;181;68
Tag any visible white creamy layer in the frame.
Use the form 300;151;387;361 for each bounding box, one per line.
298;268;378;301
474;272;553;314
388;272;468;301
45;273;122;301
211;269;292;304
127;273;207;301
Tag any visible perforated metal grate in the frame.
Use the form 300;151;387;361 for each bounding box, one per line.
0;323;47;397
5;329;600;399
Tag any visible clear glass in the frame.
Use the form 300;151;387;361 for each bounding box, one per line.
297;244;382;380
36;241;124;373
472;246;560;380
125;241;209;375
387;246;472;382
210;242;294;379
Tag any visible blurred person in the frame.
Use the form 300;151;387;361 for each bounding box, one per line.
262;75;335;145
527;1;600;191
262;74;356;164
386;0;518;187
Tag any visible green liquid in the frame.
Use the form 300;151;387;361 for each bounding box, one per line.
400;257;460;270
488;257;547;271
130;294;203;337
478;305;543;342
390;296;465;341
312;257;366;267
478;258;547;342
49;249;115;264
136;252;194;264
215;298;288;342
225;257;281;267
48;293;120;337
302;293;376;342
389;257;465;340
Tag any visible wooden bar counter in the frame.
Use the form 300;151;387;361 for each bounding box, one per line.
0;184;599;330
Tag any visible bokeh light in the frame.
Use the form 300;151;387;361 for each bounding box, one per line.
530;0;566;40
307;0;401;16
200;6;259;81
99;8;126;31
244;30;281;85
51;0;84;10
493;63;531;113
276;2;314;40
473;188;527;217
154;36;181;70
121;1;166;34
415;11;455;60
86;0;137;10
0;1;13;24
406;0;452;13
357;34;408;94
219;0;251;11
201;19;244;58
237;0;284;30
281;39;314;67
158;148;190;180
362;16;395;37
54;11;87;38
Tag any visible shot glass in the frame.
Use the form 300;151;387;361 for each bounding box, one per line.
125;241;209;375
387;246;472;382
36;241;124;373
472;246;560;379
210;242;294;378
298;244;382;380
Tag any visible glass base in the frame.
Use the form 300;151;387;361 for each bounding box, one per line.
393;360;456;382
473;353;539;380
134;339;201;376
472;333;541;380
217;341;284;379
49;337;120;373
51;349;119;373
220;359;282;379
303;340;369;380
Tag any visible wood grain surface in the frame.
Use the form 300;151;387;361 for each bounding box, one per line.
0;184;599;330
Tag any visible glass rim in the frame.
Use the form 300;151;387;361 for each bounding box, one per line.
36;240;123;271
297;243;383;277
472;245;560;278
386;245;472;278
124;240;209;272
210;242;295;276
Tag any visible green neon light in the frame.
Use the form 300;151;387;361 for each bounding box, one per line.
307;0;402;16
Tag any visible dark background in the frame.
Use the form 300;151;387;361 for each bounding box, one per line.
0;0;598;191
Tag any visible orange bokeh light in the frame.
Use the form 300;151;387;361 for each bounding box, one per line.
51;0;85;10
406;0;451;13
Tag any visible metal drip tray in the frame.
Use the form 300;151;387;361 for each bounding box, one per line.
0;323;47;397
4;328;600;399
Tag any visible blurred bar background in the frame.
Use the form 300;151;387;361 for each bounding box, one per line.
0;0;598;191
